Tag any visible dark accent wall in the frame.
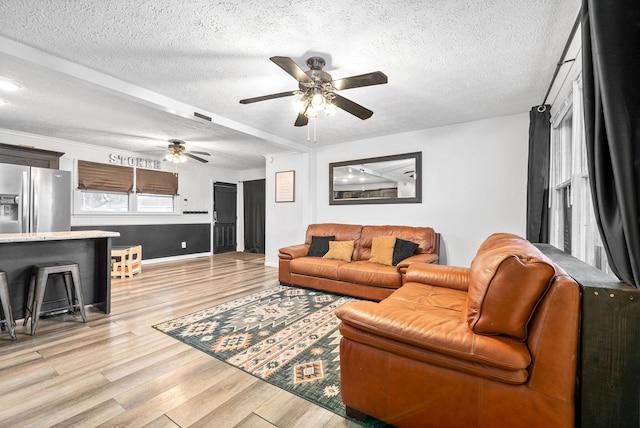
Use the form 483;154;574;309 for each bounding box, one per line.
72;223;211;259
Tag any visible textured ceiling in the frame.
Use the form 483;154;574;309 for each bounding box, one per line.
0;0;581;169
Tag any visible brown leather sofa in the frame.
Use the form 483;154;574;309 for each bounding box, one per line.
278;223;439;301
335;233;580;427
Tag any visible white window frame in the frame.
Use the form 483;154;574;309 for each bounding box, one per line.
549;76;613;276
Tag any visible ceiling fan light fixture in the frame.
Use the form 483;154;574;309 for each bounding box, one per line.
240;56;387;128
311;91;325;108
324;102;337;116
306;105;318;118
293;96;306;113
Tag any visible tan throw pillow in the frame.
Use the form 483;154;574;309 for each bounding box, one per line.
323;240;354;262
368;236;397;266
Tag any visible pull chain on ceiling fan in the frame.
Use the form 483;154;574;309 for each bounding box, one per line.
240;56;388;133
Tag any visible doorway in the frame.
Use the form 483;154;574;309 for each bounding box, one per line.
213;182;237;253
243;179;265;254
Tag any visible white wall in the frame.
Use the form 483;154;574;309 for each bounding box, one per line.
264;152;311;267
264;113;530;267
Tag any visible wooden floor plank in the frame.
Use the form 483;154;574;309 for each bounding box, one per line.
234;412;278;428
181;376;277;428
50;399;126;428
164;364;259;427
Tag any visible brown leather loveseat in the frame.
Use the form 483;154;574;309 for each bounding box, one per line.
278;223;439;301
335;233;580;427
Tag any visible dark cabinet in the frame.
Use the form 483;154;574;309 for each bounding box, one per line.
0;142;64;169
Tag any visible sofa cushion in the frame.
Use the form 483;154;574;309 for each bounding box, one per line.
369;236;396;265
392;238;419;266
467;244;555;340
338;261;403;288
290;257;346;279
323;240;355;262
307;235;335;257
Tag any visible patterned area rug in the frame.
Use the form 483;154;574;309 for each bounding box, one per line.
153;285;386;426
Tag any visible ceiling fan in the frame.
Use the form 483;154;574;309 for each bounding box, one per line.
240;56;388;127
166;139;210;163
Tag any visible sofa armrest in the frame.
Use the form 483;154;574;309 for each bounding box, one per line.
397;253;439;272
404;263;470;291
278;244;309;260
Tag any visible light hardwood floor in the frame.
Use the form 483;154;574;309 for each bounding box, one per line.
0;252;360;428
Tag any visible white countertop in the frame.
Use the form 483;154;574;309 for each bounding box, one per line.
0;230;120;243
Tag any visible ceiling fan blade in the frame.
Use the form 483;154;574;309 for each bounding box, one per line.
189;150;210;156
184;153;209;163
294;113;309;127
239;90;297;104
332;94;374;120
331;71;388;91
270;56;313;84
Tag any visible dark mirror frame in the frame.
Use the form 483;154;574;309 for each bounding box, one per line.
329;152;422;205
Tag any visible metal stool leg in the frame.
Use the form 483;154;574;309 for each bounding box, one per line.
30;269;49;336
0;272;16;340
62;272;75;314
23;271;36;326
68;266;87;323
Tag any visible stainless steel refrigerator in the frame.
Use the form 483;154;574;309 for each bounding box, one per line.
0;164;71;233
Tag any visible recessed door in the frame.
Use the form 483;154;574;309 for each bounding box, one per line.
213;182;237;254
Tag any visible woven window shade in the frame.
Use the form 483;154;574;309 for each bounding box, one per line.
78;160;134;192
136;168;179;195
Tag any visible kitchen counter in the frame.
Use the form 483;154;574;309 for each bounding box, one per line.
0;229;120;318
0;230;120;243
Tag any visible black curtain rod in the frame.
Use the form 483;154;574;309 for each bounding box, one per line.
541;9;583;106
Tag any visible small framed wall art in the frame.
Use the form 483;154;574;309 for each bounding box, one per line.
275;170;295;202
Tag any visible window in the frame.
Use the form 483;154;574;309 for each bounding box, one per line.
76;160;179;215
136;194;175;213
80;191;129;212
549;77;613;276
134;169;178;213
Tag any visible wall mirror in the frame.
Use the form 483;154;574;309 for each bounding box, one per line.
329;152;422;205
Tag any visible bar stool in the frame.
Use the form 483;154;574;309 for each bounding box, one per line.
23;261;87;336
0;271;17;340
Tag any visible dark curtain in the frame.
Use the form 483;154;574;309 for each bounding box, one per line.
526;105;551;243
582;0;640;288
243;179;265;254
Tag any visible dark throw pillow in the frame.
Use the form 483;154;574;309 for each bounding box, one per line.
392;238;419;265
307;235;335;257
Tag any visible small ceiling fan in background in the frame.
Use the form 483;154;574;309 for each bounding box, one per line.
165;139;210;163
240;56;388;127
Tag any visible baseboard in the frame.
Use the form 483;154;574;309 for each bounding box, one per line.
142;252;213;264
